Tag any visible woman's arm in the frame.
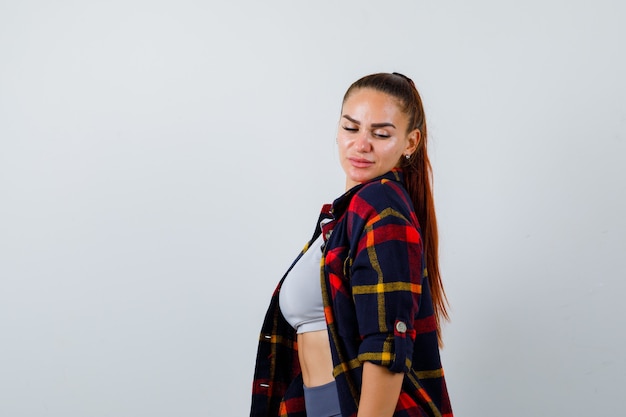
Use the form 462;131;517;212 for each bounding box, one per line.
357;361;404;417
347;181;420;415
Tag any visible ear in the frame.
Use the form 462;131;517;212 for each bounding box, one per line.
405;129;421;155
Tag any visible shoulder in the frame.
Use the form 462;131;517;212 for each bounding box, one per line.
350;177;413;216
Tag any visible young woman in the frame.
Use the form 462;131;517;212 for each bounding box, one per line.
251;73;453;417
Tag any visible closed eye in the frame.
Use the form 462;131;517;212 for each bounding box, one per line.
342;126;358;132
373;130;391;138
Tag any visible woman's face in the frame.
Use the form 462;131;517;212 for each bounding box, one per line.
337;88;418;190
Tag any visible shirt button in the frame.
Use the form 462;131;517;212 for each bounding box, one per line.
395;321;407;333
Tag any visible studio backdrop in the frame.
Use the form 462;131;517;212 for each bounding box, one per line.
1;1;624;416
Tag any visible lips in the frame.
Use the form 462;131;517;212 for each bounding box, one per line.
348;157;374;168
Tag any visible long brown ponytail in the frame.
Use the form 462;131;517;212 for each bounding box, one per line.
343;73;450;344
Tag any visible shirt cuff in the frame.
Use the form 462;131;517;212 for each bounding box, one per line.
357;319;416;373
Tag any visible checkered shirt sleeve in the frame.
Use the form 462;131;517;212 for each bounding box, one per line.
346;178;424;373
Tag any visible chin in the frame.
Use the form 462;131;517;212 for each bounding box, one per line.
349;175;373;185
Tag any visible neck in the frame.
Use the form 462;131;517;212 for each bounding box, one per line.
345;178;359;191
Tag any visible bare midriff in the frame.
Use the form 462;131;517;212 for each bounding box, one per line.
297;329;335;387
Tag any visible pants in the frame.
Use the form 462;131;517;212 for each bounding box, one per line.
303;380;341;417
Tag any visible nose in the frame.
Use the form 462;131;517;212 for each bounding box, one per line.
355;131;371;152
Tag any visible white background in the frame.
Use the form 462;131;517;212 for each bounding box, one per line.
1;1;625;416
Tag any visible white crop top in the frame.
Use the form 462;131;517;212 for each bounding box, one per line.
279;234;327;334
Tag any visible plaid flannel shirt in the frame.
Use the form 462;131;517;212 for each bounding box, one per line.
251;169;453;417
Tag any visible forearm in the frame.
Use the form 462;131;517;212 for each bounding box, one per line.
357;361;404;417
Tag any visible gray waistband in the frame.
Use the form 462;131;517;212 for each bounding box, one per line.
303;380;341;417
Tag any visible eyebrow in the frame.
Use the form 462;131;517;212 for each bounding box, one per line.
342;115;396;129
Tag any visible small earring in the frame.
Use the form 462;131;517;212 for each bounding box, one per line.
405;154;411;159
